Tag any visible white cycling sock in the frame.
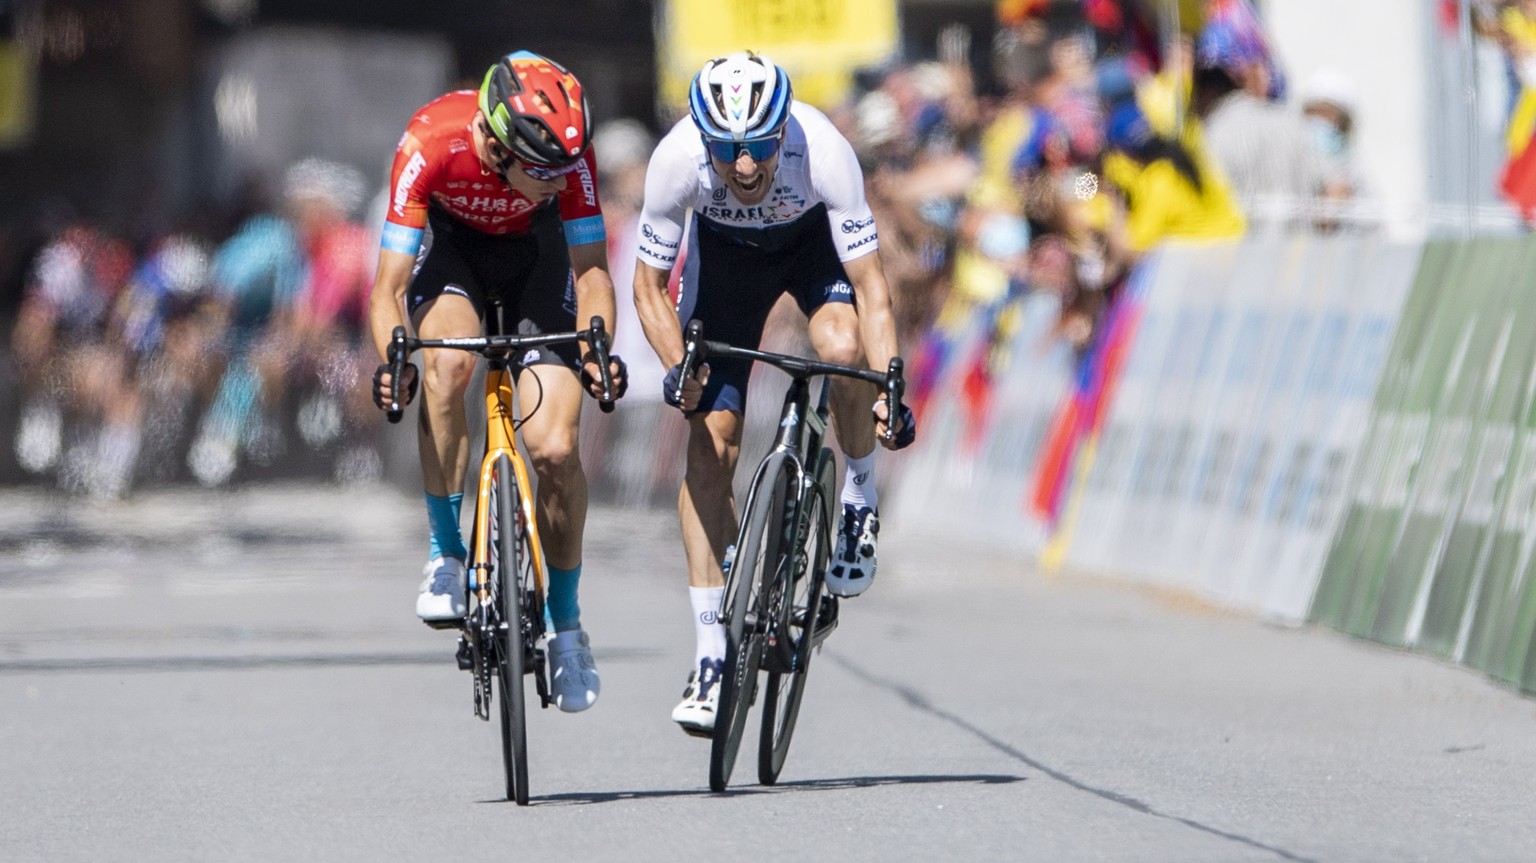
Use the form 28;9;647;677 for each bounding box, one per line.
841;451;878;510
690;586;727;665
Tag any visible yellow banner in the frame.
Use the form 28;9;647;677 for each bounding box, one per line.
0;42;36;149
657;0;899;119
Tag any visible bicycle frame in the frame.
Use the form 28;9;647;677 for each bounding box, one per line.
468;344;546;608
723;375;827;626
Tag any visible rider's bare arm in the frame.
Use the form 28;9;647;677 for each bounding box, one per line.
633;261;683;369
570;240;617;346
841;250;899;376
369;248;416;363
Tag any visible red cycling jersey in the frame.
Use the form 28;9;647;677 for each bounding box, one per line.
379;90;605;256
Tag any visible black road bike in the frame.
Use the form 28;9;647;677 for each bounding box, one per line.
674;319;906;792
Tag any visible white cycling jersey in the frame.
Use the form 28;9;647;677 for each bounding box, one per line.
634;101;879;269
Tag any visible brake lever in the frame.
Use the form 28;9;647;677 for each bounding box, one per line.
881;356;905;443
386;326;408;424
676;318;705;406
588;315;615;414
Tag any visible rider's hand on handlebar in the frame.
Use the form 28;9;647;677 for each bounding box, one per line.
373;361;419;411
581;352;629;402
663;361;710;413
873;397;916;450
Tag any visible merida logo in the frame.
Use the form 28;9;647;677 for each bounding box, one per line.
393;151;426;216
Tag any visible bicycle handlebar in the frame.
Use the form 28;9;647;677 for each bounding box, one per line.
675;318;907;444
384;316;617;424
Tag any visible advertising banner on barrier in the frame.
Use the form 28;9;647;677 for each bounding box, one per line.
1060;236;1416;621
1312;236;1536;691
888;292;1076;553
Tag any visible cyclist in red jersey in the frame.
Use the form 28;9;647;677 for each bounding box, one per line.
368;51;627;714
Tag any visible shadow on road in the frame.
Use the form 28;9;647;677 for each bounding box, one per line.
514;773;1025;806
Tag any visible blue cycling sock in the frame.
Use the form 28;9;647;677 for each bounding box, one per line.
425;492;467;562
546;563;582;632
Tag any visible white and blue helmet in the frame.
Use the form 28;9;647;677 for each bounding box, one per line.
688;52;793;142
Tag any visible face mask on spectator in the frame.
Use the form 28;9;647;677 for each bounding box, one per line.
1307;117;1347;157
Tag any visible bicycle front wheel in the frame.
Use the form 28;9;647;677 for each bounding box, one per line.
492;454;530;805
710;451;792;792
759;449;835;785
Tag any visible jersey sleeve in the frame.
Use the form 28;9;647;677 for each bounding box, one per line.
380;125;435;256
806;116;880;262
557;149;606;247
633;123;698;270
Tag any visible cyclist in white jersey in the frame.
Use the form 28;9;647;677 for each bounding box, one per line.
631;52;916;736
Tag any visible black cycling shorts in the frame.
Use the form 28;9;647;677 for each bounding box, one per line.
675;204;855;414
406;202;581;371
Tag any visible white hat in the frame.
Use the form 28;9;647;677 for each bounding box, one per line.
1301;68;1357;116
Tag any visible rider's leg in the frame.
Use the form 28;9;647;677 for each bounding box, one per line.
672;408;741;731
517;363;601;712
808;302;883;597
514;364;586;626
411;294;479;619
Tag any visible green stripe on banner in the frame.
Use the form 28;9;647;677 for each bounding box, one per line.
1463;240;1536;681
1367;241;1492;646
1414;238;1533;658
1310;241;1463;637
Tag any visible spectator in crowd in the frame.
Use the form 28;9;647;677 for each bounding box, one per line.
1300;69;1365;223
1190;8;1330;233
1100;99;1246;257
10;219;135;484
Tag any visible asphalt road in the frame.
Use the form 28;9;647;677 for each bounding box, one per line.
1;482;1533;862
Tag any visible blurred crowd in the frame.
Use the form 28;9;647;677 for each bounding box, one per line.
8;158;380;497
3;0;1376;499
823;0;1367;419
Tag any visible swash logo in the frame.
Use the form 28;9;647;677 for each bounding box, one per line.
641;223;680;249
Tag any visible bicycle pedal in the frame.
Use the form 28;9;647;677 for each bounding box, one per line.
454;636;473;670
423;617;462;632
680;723;714;740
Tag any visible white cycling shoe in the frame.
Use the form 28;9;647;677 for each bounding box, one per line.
416;557;467;622
672;656;725;738
548;629;600;713
826;504;879;598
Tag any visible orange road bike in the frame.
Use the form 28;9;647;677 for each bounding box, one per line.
384;309;615;805
674;318;906;791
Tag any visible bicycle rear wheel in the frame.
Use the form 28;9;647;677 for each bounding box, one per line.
491;454;530;804
709;452;791;792
759;450;835;785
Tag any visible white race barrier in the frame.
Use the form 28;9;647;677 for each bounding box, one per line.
1061;236;1420;621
